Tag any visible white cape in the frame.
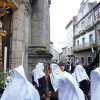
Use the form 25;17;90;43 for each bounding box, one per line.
91;67;100;100
58;72;85;100
32;63;45;87
1;65;40;100
49;63;62;92
73;65;89;84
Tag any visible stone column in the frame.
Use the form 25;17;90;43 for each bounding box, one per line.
31;0;50;48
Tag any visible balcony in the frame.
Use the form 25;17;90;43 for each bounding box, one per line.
85;22;94;32
74;28;86;38
73;41;96;52
79;29;86;34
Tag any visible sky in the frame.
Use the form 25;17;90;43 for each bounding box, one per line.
50;0;100;50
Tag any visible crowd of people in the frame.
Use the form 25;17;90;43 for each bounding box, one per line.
0;61;100;100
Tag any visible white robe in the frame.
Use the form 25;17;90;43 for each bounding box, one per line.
49;63;62;92
72;65;89;84
58;72;85;100
91;67;100;100
32;63;45;87
0;65;40;100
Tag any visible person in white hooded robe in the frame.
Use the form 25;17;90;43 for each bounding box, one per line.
58;71;85;100
32;63;46;100
47;63;62;100
73;65;90;100
0;65;40;100
91;67;100;100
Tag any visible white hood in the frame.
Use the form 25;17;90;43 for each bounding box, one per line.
91;67;100;100
49;63;62;92
1;65;40;100
32;63;45;87
73;65;89;84
58;72;85;100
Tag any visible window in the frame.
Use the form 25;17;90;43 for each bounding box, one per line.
81;57;84;64
82;38;85;44
88;57;92;64
89;34;93;42
77;40;79;46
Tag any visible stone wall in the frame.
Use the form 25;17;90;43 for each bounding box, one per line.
10;2;31;79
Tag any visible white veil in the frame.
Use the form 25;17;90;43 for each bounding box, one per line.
58;72;85;100
49;63;62;92
91;67;100;100
1;65;40;100
32;63;45;86
73;65;89;84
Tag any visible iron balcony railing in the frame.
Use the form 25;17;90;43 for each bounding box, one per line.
73;41;95;51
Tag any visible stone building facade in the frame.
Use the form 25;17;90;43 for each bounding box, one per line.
0;0;51;81
73;0;97;65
